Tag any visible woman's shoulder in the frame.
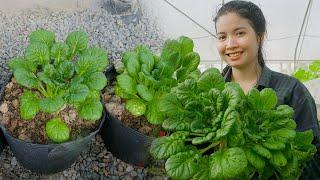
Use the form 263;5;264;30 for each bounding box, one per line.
268;69;314;100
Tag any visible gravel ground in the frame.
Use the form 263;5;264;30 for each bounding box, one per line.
0;2;167;179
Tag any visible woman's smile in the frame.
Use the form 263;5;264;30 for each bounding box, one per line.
226;51;243;60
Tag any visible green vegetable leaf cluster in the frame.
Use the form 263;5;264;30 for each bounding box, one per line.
150;69;317;179
115;36;200;125
292;60;320;82
8;29;109;143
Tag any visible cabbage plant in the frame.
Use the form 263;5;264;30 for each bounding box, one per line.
150;68;317;179
7;29;108;143
293;60;320;82
115;36;200;125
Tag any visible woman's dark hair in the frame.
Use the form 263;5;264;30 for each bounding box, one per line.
214;0;266;68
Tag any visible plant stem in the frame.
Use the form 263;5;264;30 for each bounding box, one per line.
38;83;48;97
200;142;219;154
190;132;206;137
219;140;227;150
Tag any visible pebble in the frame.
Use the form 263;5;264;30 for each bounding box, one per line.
0;0;167;179
0;102;8;114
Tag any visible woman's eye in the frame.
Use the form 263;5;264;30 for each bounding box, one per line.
236;31;245;37
217;35;226;41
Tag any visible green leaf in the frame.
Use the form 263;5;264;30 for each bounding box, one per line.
223;82;244;107
259;88;278;110
137;84;153;102
162;118;188;131
20;91;40;120
165;151;199;179
114;84;135;99
159;93;185;117
116;74;137;95
29;28;55;47
179;36;194;56
292;68;316;82
176;67;190;82
192;157;210;180
13;68;39;88
270;151;287;167
57;61;74;79
66;30;88;57
161;39;181;66
181;52;200;72
192;132;215;145
45;118;70;143
39;97;65;113
75;57;96;76
252;144;272;159
87;90;100;100
51;42;69;64
138;72;159;88
136;45;154;71
7;58;37;73
309;60;320;73
270;129;296;141
244;148;266;170
197;68;225;91
25;43;50;66
84;72;107;91
209;147;247;179
125;98;146;116
294;130;314;146
122;51;140;78
263;138;286;150
215;107;238;139
269;105;295;119
172;79;197;102
65;84;89;103
81;47;109;71
77;98;103;121
150;136;186;159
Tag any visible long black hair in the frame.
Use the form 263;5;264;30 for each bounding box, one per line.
214;0;266;71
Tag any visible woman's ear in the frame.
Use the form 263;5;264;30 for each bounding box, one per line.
257;32;265;45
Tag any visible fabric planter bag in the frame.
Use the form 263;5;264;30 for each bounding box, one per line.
100;65;153;167
0;111;105;174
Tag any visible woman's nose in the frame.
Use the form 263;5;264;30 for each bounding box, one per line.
226;37;237;49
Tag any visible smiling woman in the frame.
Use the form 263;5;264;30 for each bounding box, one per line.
214;0;320;178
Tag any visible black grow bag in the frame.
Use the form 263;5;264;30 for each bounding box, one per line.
0;73;106;173
100;65;153;167
0;72;12;154
0;111;105;174
0;129;5;154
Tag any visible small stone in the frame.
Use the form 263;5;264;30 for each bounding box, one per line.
11;157;17;166
5;82;13;90
0;102;8;113
131;171;138;177
126;165;134;172
12;99;19;109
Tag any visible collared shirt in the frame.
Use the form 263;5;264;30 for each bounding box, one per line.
223;65;320;147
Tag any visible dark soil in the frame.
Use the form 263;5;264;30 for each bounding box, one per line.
0;78;101;144
102;81;160;137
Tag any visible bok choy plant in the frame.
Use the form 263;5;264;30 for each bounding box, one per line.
115;36;200;125
7;29;108;143
150;68;317;179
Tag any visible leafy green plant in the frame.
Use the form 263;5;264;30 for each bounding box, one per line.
7;28;109;143
150;68;317;179
115;36;200;125
293;60;320;82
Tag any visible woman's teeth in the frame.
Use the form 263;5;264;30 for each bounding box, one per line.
229;52;241;57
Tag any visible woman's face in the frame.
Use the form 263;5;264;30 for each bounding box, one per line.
215;12;261;69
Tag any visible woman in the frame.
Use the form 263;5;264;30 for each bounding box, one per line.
214;0;319;177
